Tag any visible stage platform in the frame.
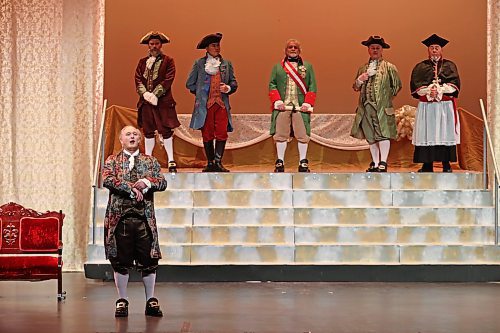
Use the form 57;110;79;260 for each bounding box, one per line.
85;171;500;282
2;272;500;333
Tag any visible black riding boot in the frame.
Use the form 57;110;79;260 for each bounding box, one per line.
214;140;230;172
202;140;215;172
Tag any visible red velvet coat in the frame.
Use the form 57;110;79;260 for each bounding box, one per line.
135;53;180;130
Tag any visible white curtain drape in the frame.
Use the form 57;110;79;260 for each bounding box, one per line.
488;0;500;165
0;0;104;270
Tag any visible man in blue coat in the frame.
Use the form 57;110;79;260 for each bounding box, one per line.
186;33;238;172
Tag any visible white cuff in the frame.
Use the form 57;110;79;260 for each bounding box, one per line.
416;86;430;96
441;83;456;94
139;178;151;194
355;79;364;87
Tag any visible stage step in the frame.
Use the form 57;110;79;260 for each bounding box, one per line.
87;172;499;267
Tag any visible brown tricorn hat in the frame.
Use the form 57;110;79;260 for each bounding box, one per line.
421;34;449;47
197;33;223;49
361;35;390;49
140;31;170;44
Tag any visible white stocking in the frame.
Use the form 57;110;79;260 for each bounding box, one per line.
163;137;174;162
145;138;155;156
298;142;308;161
379;140;390;163
142;272;156;300
369;143;380;165
114;272;129;299
276;141;287;161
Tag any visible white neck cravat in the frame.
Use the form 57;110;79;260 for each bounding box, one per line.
124;149;139;170
146;55;156;70
367;60;378;77
205;54;221;75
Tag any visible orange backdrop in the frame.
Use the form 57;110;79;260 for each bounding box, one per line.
104;0;486;116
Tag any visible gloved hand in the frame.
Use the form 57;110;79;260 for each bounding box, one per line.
274;100;285;111
143;91;158;106
356;72;369;86
300;103;312;113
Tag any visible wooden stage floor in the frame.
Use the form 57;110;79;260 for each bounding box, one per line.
1;273;499;333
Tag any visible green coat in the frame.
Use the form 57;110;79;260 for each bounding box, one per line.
351;59;402;140
269;60;317;136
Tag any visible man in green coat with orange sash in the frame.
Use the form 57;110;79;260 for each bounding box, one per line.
269;39;317;172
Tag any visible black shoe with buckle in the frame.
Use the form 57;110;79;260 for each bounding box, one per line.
298;159;310;172
274;159;284;172
168;161;177;173
115;298;129;318
366;162;379;172
145;297;163;317
377;161;388;172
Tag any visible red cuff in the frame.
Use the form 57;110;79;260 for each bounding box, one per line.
269;89;281;104
304;92;316;105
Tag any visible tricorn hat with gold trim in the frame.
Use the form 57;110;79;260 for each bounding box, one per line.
140;31;170;44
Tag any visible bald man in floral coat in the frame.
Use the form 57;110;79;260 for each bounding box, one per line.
103;125;167;317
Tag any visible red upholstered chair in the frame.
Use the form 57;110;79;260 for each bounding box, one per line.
0;202;66;301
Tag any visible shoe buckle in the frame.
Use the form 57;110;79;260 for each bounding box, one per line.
116;302;127;309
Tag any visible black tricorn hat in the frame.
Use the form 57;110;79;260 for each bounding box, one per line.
197;33;223;49
421;34;449;47
361;35;390;49
140;31;170;44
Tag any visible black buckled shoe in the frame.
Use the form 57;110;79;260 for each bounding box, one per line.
377;161;388;172
366;162;379;172
298;159;310;172
145;297;163;317
274;159;284;172
168;161;177;173
115;298;129;318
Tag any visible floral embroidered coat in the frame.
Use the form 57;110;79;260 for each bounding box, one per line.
102;151;167;259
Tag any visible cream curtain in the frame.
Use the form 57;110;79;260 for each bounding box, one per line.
0;0;104;270
489;0;500;164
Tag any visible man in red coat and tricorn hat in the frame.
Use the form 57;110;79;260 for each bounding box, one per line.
135;31;180;172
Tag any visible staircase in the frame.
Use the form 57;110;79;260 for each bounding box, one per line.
85;172;500;281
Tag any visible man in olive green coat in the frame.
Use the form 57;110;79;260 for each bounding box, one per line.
351;36;402;172
269;39;317;172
